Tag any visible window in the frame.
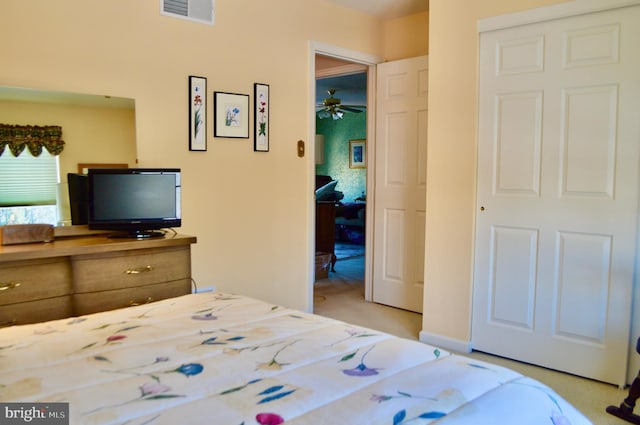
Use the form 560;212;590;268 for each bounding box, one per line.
0;152;59;225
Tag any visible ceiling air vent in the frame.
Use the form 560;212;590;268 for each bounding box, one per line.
161;0;214;25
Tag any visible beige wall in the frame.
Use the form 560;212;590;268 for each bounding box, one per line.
384;11;429;61
0;100;136;180
423;0;572;346
0;0;389;311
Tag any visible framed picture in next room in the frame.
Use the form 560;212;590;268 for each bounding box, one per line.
349;139;366;168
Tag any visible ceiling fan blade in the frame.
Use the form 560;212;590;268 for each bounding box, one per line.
340;106;364;113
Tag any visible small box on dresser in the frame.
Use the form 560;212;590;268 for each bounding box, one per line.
0;224;54;245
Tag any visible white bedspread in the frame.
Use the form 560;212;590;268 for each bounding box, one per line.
0;292;591;424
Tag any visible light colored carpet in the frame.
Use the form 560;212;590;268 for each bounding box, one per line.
314;256;421;339
313;256;632;424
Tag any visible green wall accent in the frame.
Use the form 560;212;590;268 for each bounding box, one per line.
315;111;366;202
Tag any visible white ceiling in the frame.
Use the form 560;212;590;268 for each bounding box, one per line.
324;0;428;19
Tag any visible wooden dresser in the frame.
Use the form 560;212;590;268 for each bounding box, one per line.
0;233;196;327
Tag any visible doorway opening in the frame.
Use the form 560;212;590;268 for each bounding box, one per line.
313;54;368;306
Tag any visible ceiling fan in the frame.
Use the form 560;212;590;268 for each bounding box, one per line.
316;89;366;120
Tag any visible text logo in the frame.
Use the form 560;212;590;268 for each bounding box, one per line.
1;403;69;424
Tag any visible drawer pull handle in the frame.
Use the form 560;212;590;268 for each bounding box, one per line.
0;319;17;328
129;297;153;306
125;265;153;274
0;282;21;291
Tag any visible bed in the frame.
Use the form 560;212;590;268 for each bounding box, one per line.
0;292;591;424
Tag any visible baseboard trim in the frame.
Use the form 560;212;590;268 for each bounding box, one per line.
419;331;472;354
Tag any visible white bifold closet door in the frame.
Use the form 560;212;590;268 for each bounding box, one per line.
472;3;640;386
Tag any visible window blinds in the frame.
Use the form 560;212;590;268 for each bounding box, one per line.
0;153;58;206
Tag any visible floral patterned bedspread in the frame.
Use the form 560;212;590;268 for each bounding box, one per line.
0;292;591;425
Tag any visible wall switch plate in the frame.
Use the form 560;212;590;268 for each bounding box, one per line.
297;140;305;157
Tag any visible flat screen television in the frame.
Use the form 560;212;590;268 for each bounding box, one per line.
88;168;181;238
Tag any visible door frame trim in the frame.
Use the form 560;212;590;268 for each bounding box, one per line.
308;41;382;310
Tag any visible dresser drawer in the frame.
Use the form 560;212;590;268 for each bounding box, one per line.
0;258;72;306
72;246;191;293
73;279;191;315
0;295;72;327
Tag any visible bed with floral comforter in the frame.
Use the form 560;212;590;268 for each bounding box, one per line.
0;292;591;424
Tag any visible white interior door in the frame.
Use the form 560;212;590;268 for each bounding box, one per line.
472;5;640;386
372;56;428;313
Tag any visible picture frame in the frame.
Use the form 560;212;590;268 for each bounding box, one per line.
254;83;269;152
214;91;250;138
349;139;366;168
189;76;207;151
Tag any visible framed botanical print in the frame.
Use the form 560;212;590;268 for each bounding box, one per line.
189;76;207;151
254;83;269;151
214;91;250;138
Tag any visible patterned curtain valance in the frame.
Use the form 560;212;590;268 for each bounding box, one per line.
0;124;65;157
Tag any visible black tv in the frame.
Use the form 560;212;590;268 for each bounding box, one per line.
88;168;181;238
67;173;89;225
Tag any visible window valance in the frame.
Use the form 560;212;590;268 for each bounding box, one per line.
0;124;65;157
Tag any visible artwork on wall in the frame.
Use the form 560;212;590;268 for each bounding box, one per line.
214;92;250;138
349;139;366;168
254;83;269;152
189;76;207;151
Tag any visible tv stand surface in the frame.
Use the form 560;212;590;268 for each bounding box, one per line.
108;230;167;239
0;233;197;327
